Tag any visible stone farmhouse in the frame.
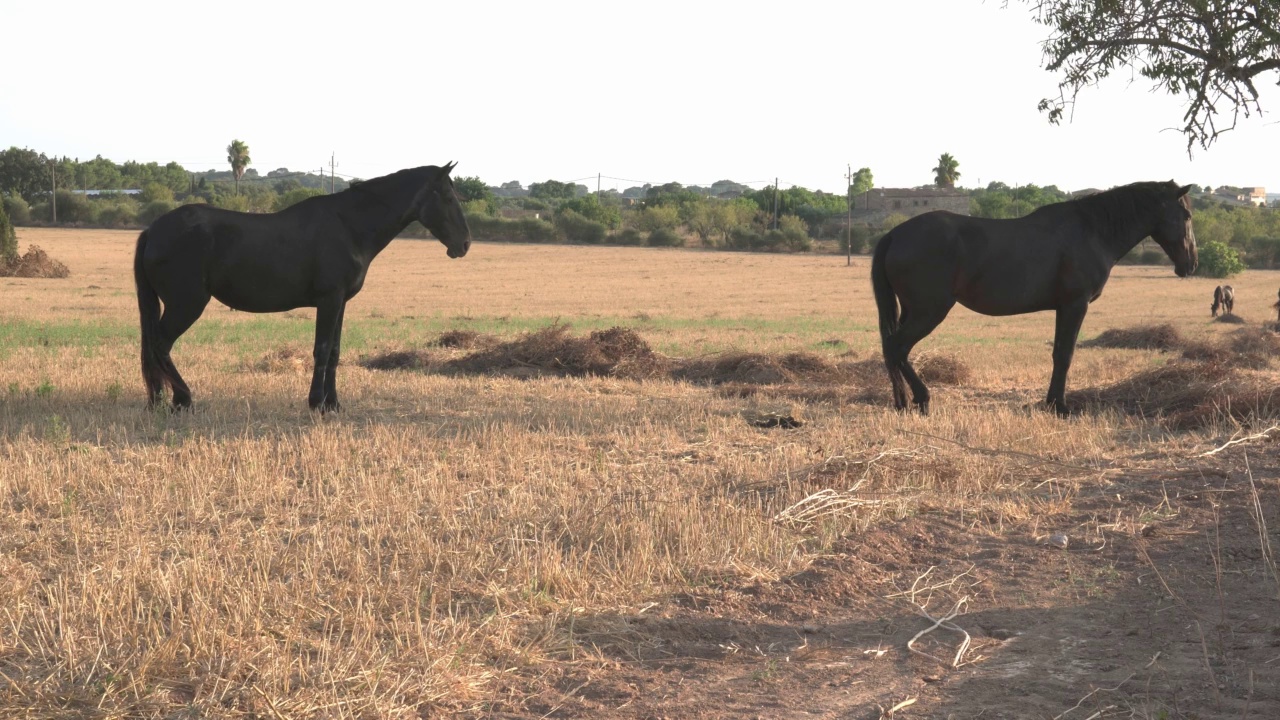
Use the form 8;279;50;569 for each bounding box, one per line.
851;187;970;225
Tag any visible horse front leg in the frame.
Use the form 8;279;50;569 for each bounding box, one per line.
322;304;345;411
309;294;346;413
1046;301;1088;417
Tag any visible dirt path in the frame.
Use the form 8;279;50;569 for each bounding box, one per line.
478;443;1280;719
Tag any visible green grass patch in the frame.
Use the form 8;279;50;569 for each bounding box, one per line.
0;314;885;358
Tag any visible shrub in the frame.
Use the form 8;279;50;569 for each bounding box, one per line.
727;226;760;250
1140;249;1169;265
777;214;812;252
462;198;496;217
838;225;875;254
214;194;251;212
52;190;94;224
97;199;141;227
554;209;607;244
882;212;910;231
515;217;559;243
607;228;644;246
557;196;621;229
1196;239;1245;278
2;193;31;225
0;200;15;261
465;216;559;243
634;205;681;233
139;183;175;204
647;228;684;247
1245;236;1280;270
275;187;325;212
137;200;176;226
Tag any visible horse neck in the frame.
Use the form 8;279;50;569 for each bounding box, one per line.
334;168;431;258
1081;191;1162;263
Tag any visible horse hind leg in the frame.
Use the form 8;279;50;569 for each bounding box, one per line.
888;301;956;415
157;293;211;410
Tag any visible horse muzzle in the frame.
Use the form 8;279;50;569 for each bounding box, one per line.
446;240;470;259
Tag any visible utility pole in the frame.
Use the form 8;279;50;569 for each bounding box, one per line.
771;177;779;230
50;158;57;223
329;153;337;194
597;172;601;197
845;164;854;266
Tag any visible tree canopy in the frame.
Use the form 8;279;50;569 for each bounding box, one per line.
227;140;251;195
1023;0;1280;151
933;153;960;188
849;168;874;197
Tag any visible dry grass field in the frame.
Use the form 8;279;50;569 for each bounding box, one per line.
2;227;1279;719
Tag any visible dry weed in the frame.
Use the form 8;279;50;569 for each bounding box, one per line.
0;244;71;278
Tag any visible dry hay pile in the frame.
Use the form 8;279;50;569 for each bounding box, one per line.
1180;326;1280;370
245;346;310;374
445;324;669;379
1079;323;1183;351
358;325;973;405
1074;327;1279;428
675;352;847;385
359;349;433;371
0;245;70;278
432;329;494;349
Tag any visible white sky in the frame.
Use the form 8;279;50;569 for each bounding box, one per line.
3;0;1275;195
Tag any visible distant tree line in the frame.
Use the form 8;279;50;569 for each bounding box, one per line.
0;146;344;230
3;146;1276;270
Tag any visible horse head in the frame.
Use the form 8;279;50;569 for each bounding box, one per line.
1151;182;1197;277
416;161;471;259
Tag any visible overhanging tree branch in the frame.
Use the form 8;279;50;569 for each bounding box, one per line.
1013;0;1280;152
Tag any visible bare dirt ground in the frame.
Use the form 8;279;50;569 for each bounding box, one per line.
1;229;1277;719
490;450;1280;719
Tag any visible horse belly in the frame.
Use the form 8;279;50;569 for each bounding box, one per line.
954;267;1061;315
208;261;313;313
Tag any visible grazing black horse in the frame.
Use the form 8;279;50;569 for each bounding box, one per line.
1211;285;1234;317
134;163;471;412
873;181;1197;417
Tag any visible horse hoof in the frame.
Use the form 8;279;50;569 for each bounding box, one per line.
916;402;930;416
1046;401;1073;418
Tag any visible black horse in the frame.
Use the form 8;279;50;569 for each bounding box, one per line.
1211;285;1234;317
134;163;471;412
872;181;1197;417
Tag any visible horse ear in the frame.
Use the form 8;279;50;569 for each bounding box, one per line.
441;161;457;176
1178;184;1192;197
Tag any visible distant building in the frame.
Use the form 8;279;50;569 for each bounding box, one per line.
851;187;969;224
1213;186;1267;206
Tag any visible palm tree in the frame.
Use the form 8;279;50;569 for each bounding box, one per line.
932;153;960;188
227;140;251;195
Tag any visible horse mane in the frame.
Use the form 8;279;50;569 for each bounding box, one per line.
1069;181;1178;235
343;166;436;197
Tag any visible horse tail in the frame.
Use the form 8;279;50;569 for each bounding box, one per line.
134;230;167;405
871;230;907;406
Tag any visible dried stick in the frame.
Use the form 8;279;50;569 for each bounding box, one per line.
906;595;975;668
1052;673;1134;720
1196;425;1279;457
898;429;1103;474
